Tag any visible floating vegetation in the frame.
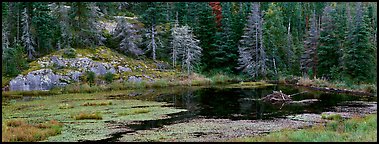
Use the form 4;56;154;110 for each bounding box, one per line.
73;112;103;120
118;108;151;116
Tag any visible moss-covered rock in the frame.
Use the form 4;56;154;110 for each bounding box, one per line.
8;46;179;91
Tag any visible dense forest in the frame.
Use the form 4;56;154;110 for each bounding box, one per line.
2;2;377;84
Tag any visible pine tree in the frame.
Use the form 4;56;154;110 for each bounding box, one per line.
21;7;35;60
50;2;72;49
138;2;166;61
69;2;105;48
212;2;238;73
317;5;340;79
237;2;266;78
32;2;56;55
300;10;318;78
192;2;218;72
113;17;143;56
343;2;376;83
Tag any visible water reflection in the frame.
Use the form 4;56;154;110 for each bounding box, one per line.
145;85;376;120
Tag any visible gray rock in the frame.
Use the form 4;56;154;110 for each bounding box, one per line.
108;67;116;74
90;62;107;75
51;56;66;67
9;69;62;91
67;71;82;82
127;76;142;83
118;66;132;73
10;75;28;91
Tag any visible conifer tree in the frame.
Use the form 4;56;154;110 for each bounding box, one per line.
317;5;340;79
300;10;318;78
238;2;266;78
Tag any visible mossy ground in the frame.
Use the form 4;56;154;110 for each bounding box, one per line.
2;89;187;142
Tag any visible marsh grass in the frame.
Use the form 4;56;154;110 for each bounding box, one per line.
73;112;103;120
81;101;112;106
2;119;63;142
229;114;377;142
321;113;343;120
296;77;377;94
58;103;74;109
118;108;151;116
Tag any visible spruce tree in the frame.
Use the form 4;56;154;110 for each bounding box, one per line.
343;2;376;83
317;5;340;79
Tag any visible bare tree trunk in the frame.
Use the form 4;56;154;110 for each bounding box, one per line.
152;24;156;61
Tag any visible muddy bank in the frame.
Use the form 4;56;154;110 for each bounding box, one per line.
118;101;377;142
268;80;376;97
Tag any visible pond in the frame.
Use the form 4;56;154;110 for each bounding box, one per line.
2;84;376;142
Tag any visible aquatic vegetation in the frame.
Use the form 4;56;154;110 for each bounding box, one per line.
118;108;150;116
73;112;103;120
2;119;63;142
2;89;188;142
81;101;112;106
58;104;74;109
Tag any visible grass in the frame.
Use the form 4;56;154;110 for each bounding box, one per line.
118;108;151;116
2;119;63;142
295;76;377;94
321;113;343;120
229;114;377;142
72;112;103;120
81;101;112;106
58;103;74;109
2;76;12;87
226;81;275;88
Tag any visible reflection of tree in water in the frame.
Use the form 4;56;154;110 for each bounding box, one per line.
181;89;200;113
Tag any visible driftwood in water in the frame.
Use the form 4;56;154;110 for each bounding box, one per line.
260;90;313;104
260;90;292;103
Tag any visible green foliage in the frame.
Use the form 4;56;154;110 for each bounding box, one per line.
62;48;76;58
343;3;376;84
104;72;114;84
263;3;291;77
321;113;343;120
317;6;340;80
2;44;29;77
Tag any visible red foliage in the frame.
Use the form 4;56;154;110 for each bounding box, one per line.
209;2;222;28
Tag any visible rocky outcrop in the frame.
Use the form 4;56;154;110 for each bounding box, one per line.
9;54;154;91
9;69;64;91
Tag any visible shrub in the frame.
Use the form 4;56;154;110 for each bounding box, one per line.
104;72;114;84
2;119;63;142
62;48;76;58
85;71;96;85
151;79;168;88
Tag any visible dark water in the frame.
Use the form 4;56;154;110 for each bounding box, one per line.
100;84;376;142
